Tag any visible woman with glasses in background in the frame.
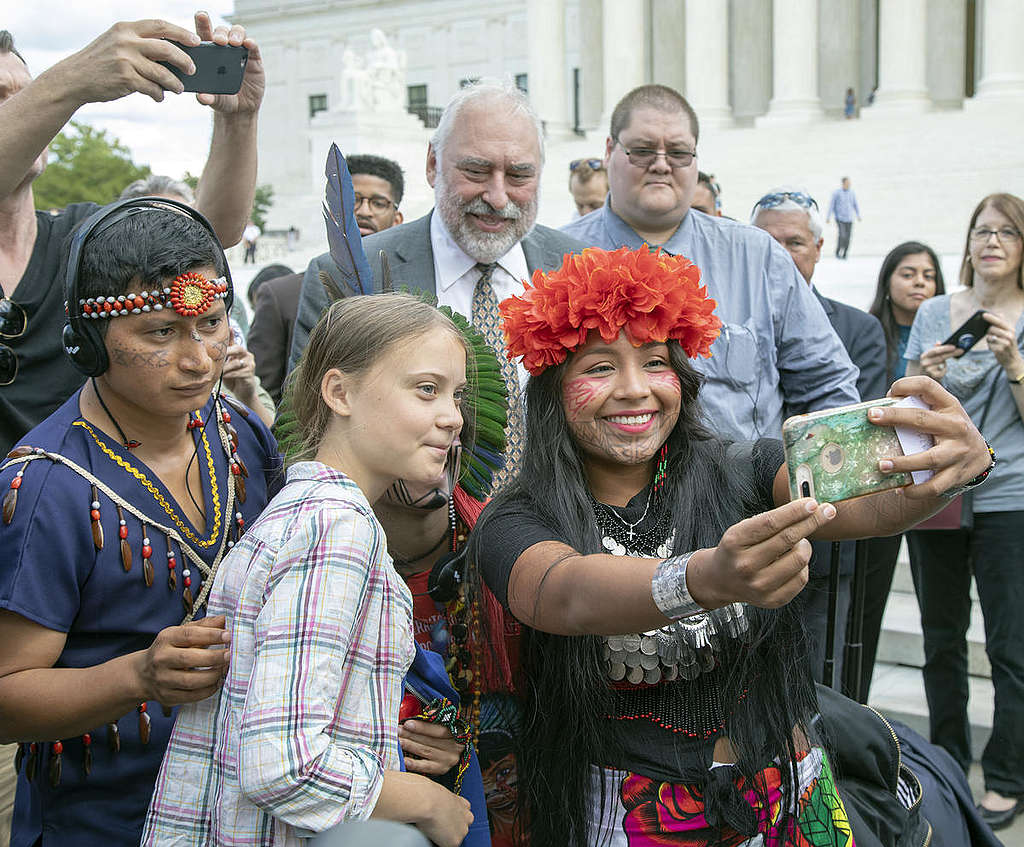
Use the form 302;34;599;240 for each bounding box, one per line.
852;242;946;703
903;193;1024;831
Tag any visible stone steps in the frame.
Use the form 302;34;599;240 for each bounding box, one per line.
876;582;990;678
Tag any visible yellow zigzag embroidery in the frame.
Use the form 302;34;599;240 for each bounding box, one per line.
74;420;222;548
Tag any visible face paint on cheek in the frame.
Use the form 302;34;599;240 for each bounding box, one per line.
210;339;229;362
562;376;605;422
648;370;681;400
110;347;170;369
648;369;683;423
647;370;680;389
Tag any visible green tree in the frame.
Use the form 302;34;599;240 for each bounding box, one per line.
179;173;272;228
33;120;150;211
251;183;273;229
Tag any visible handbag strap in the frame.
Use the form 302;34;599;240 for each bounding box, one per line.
974;318;1022;430
959;322;1021;517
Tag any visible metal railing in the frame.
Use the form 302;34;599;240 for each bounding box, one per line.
408;104;443;128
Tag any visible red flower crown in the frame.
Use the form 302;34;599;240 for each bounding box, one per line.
499;245;722;375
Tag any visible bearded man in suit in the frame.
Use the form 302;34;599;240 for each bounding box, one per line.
288;76;583;372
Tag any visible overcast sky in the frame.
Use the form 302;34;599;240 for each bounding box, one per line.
11;2;239;180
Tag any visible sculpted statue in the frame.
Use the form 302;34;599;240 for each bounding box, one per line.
365;29;407;111
336;29;407;113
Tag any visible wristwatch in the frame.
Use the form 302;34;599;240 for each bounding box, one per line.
1009;370;1024;385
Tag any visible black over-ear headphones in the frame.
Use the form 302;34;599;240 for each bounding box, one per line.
62;196;233;377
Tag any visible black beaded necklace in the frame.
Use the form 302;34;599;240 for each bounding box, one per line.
588;442;672;555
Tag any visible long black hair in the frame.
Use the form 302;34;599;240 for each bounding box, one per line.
472;342;818;846
868;241;945;383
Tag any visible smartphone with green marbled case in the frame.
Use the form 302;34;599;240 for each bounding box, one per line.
782;398;911;503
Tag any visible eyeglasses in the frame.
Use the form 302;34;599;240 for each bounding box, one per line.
969;226;1022;244
353;193;396;212
751;191;819;216
0;299;27;339
569;158;605;173
615;142;696;169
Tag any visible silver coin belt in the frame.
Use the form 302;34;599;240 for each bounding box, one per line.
600;533;750;685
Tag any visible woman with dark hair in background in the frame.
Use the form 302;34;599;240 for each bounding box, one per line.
904;193;1024;831
870;241;947;385
470;246;989;845
853;242;946;703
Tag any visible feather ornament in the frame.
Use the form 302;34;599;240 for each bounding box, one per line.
321;143;374;298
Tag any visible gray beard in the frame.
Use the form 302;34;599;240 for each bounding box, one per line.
436;177;538;264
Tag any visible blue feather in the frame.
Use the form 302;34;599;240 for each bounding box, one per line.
322;143;374;296
472;445;505;469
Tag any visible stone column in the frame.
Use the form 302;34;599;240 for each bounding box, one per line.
755;0;824;125
863;0;930;114
527;0;570;135
600;0;646;131
650;0;686;96
972;0;1024;102
730;0;771;122
926;0;966;107
684;0;732;128
578;0;604;130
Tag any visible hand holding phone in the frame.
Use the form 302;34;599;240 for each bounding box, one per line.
782;397;934;503
159;41;248;94
942;309;989;354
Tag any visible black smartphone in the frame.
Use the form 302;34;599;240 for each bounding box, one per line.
160;42;248;95
942;309;989;353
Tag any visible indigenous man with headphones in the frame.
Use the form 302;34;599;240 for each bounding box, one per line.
0;198;280;847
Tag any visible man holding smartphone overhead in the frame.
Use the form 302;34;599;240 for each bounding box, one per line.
0;13;265;456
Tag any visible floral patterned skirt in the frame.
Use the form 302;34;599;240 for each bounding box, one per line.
587;747;854;846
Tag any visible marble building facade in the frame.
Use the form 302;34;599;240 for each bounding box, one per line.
231;0;1024;256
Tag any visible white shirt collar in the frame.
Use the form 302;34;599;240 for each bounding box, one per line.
429;210;529;293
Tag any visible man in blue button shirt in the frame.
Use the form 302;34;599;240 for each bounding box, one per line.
562;84;860;443
826;176;861;259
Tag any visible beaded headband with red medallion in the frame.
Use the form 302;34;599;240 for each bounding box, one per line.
499;245;723;376
77;271;229;320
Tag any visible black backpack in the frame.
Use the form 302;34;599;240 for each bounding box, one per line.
814;683;932;847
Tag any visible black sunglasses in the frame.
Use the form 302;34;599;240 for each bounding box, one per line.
0;345;16;386
0;299;27;339
0;300;26;386
569;158;605;173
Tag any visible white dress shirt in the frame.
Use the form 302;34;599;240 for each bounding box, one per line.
430;212;530;388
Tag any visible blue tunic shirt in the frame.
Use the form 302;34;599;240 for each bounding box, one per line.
562;202;860;439
0;390;281;847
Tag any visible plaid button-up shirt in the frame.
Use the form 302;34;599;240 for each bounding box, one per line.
143;462;415;845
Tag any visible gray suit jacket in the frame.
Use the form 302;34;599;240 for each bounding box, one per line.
288;211;585;371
